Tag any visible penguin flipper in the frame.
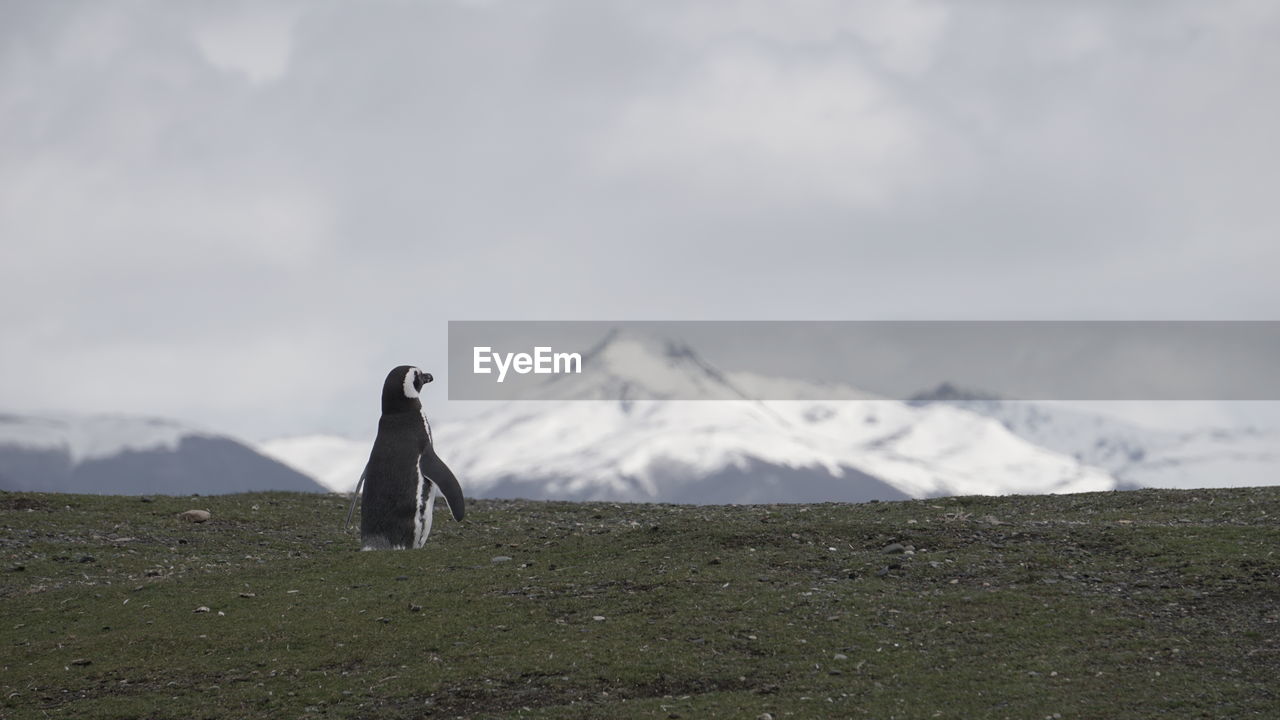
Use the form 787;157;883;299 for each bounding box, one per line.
419;447;465;522
344;469;366;530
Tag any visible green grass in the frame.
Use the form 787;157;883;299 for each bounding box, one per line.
3;487;1279;719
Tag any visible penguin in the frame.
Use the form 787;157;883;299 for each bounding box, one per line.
345;365;465;550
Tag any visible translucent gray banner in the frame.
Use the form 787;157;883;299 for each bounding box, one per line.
446;321;1280;401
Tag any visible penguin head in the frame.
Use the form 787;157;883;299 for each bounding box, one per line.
382;365;433;413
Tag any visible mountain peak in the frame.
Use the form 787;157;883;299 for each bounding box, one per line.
538;329;756;402
907;382;1003;405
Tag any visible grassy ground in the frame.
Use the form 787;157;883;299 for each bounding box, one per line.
2;487;1278;719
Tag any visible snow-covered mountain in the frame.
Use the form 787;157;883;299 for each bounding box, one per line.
0;413;327;495
910;384;1280;490
262;333;1119;503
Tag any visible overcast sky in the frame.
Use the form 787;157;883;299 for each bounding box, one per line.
2;1;1278;439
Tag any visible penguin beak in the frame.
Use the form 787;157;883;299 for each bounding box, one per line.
422;373;434;384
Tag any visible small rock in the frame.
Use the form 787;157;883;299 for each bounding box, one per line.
491;556;512;563
178;510;211;523
833;653;848;660
10;565;25;572
708;557;722;565
238;592;256;598
139;496;154;503
79;555;96;563
758;714;775;720
395;575;409;581
409;603;423;612
592;616;606;621
194;606;210;613
882;543;907;554
70;658;92;666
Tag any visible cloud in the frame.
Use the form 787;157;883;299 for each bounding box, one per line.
1;1;1278;437
193;1;303;85
595;49;935;208
646;0;949;75
590;1;957;209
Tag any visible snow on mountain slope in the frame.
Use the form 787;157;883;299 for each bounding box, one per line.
0;413;197;463
1118;428;1279;489
262;332;1117;502
910;386;1280;490
0;413;327;495
431;397;1113;502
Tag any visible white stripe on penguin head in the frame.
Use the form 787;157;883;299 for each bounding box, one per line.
403;367;420;398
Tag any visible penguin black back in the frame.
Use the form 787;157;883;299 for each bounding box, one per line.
357;365;465;550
